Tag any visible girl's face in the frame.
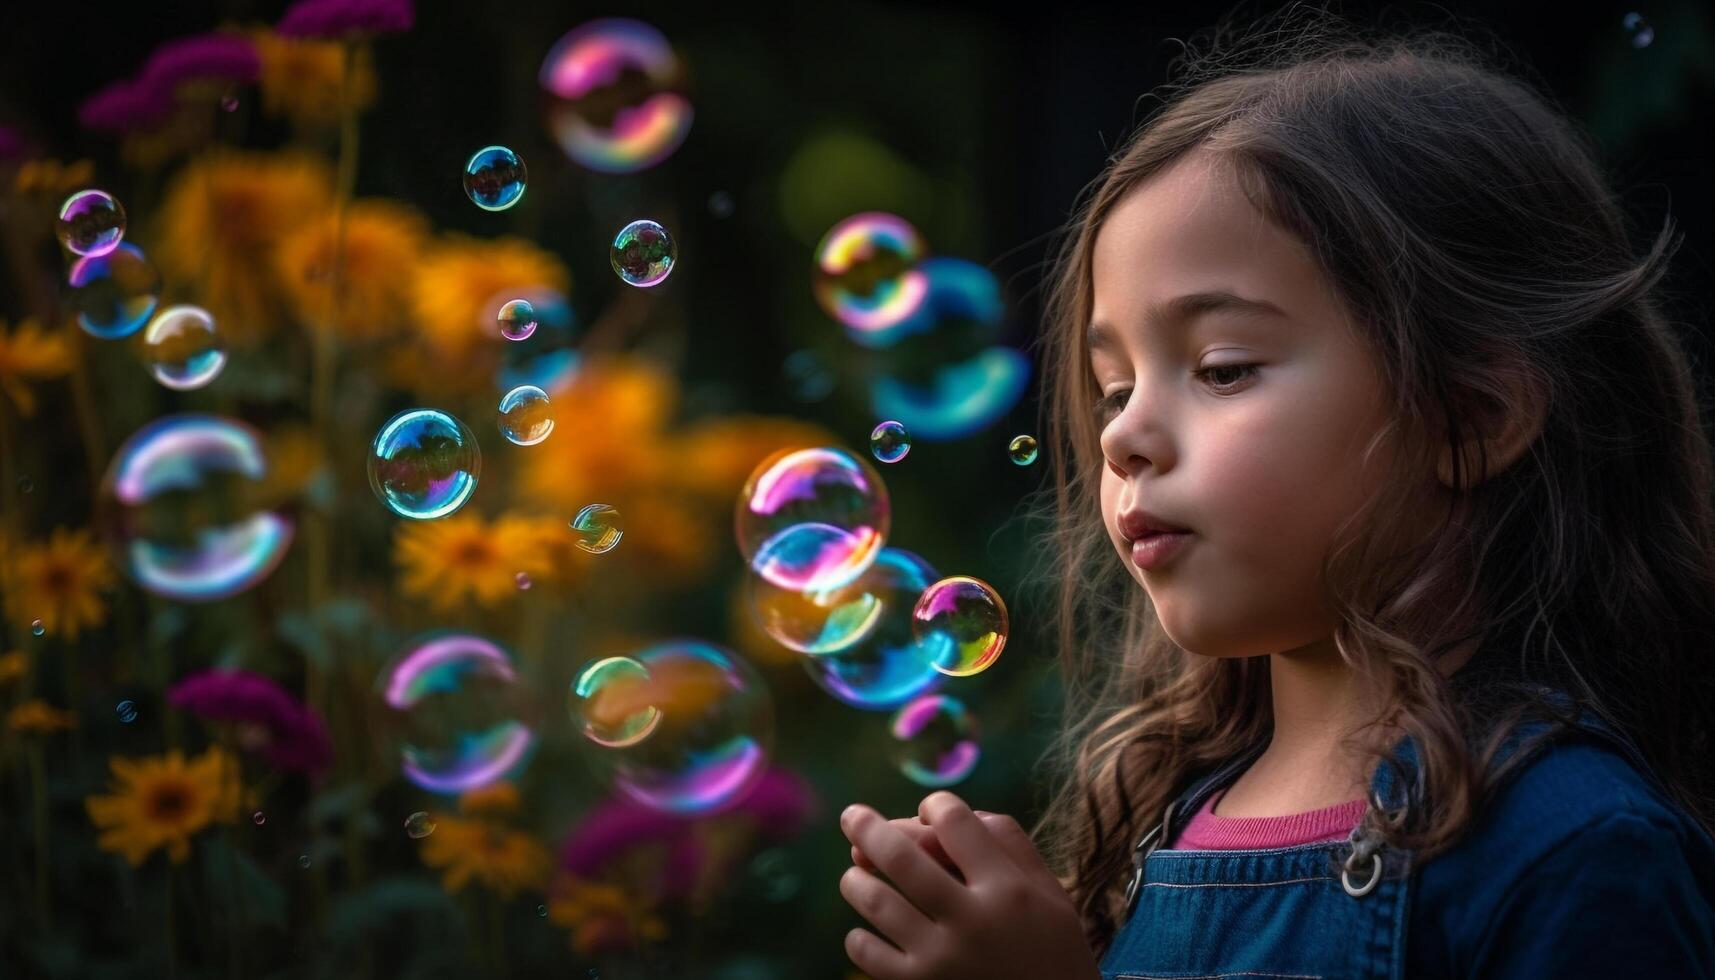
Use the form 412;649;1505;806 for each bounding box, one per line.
1090;150;1429;659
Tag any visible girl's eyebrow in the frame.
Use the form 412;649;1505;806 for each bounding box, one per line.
1087;290;1289;353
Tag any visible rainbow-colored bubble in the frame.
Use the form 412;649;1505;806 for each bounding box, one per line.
746;523;885;655
539;18;694;174
57;189;126;257
96;415;295;602
912;575;1008;677
610;219;675;287
799;548;948;711
579;640;773;815
368;409;481;519
68;242;160;339
812;212;928;340
143;305;227;390
463;145;527;211
870;421;910;463
497;385;554;446
888;693;979;788
378;633;537;795
570;656;661;748
498;298;538;342
1008;434;1039;466
571;503;623;554
736;447;890;593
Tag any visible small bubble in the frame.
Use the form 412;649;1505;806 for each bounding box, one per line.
252;811;266;826
498;298;538;342
610;219;676;287
464;145;527;211
516;571;533;590
30;619;45;636
536;904;548;917
221;94;239;112
570;503;623;555
870;420;911;463
17;475;32;493
405;811;436;839
708;190;735;218
57;189;126;257
116;699;138;723
298;854;311;869
1624;11;1655;48
1007;434;1039;466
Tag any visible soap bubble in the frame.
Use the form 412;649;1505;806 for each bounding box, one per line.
889;693;979;788
869;421;910;464
31;620;46;636
610;219;675;287
745;523;887;655
1007;434;1039;466
463;146;527;211
57;189;126;257
377;633;538;795
577;640;772;815
783;350;834;402
252;811;266;825
515;571;532;591
571;503;623;554
912;576;1008;677
871;346;1031;442
736;447;889;592
404;811;436;839
143;305;227;390
570;656;662;748
497;385;555;446
798;548;948;711
221;94;240;112
298;854;311;869
498;298;538;342
538;18;693;174
116;700;138;723
1624;11;1654;47
812;212;928;338
493;287;582;394
368;409;481;520
68;242;160;339
97;415;295;602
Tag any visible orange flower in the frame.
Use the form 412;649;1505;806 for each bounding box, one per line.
275;198;428;339
393;511;558;610
0;317;74;417
85;747;242;866
458;780;521;817
11;159;96;198
6;699;76;734
0;650;28;686
417;812;551;898
411;234;569;358
249;28;377;129
4;527;115;640
518;358;677;510
547;874;668;956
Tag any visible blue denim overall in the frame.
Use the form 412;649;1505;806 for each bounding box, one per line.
1097;693;1715;979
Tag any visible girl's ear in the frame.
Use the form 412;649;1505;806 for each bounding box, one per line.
1435;367;1550;491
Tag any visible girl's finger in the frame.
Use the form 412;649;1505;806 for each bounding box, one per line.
919;791;1014;884
976;811;1068;896
853;817;955;873
839;865;935;951
845;927;910;980
840;804;964;920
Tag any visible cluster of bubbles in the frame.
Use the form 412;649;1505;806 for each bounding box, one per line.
735;446;1007;787
610;219;676;287
368;409;481;520
569;640;773;814
96;415;295;602
539;18;693;174
812;214;1030;441
376;633;539;795
463;146;528;211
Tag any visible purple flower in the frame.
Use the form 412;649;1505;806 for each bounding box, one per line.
277;0;414;39
557;766;819;899
140;33;260;91
169;668;334;775
0;126;24;162
77;78;174;134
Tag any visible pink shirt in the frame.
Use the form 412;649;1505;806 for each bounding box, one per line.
1167;787;1367;850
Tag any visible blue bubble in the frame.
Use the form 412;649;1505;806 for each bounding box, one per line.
368;409;481;519
798;548;948;711
464;146;528;211
871;346;1031;442
68;242;160;339
870;420;911;463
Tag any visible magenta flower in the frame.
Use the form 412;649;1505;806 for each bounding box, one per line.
140;33;260;91
0;126;24;162
277;0;414;39
77;78;174;134
557;766;819;900
169;668;334;776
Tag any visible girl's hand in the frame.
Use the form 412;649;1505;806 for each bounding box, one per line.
837;791;1100;980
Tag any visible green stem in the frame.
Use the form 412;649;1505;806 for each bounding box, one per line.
28;741;50;930
164;864;179;980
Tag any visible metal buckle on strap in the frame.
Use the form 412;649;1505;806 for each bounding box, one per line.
1121;806;1172;916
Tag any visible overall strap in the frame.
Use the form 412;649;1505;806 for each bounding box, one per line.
1121;736;1270;917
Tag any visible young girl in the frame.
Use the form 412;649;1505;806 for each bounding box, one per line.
838;9;1715;979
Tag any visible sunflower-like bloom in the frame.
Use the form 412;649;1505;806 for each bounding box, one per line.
0;650;27;686
393;511;561;610
417;813;551;899
0;318;74;417
518;357;676;510
6;699;76;735
248;28;379;129
274;198;426;338
4;527;115;640
85;747;243;866
154;150;334;344
547;875;668;956
11;159;96;198
410;234;570;358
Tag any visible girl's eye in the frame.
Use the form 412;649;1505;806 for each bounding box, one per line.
1093;363;1259;424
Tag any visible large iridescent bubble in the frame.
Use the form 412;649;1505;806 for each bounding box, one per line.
539;18;693;174
96;415;295;602
68;242;160;339
799;548;948;711
377;633;538;795
812;212;928;341
569;656;661;748
912;575;1008;677
367;409;481;519
745;523;887;655
578;640;773;815
889;693;980;788
735;446;889;593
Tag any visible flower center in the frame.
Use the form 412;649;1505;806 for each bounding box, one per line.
147;781;196;823
453;538;496;568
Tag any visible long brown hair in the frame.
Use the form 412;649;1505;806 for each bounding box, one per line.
1026;5;1715;956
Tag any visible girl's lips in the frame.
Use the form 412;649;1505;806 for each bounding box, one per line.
1131;532;1193;570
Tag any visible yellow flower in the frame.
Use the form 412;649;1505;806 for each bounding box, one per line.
411;234;570;358
393;512;557;610
12;159;96;197
518;358;677;509
249;29;378;129
418;813;551;898
458;780;521;817
548;875;668;956
155;150;334;344
85;747;242;866
0;650;28;686
0;317;74;417
7;699;76;734
275;198;428;339
5;527;115;640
